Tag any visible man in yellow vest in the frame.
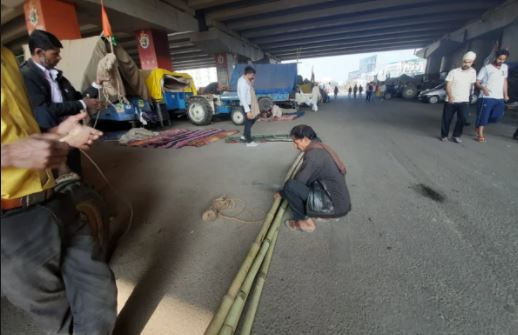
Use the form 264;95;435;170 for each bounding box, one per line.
1;46;117;335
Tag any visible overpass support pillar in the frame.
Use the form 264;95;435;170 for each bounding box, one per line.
214;52;236;89
136;29;173;71
23;0;81;39
425;54;442;75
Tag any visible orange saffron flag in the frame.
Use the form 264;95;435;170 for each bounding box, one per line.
101;1;112;37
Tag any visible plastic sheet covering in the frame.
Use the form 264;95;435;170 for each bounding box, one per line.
50;36;149;100
229;63;297;94
145;68;198;101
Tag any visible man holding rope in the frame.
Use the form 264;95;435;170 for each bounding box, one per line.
21;30;105;175
2;45;116;335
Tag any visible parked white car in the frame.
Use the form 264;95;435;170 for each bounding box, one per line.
418;83;478;104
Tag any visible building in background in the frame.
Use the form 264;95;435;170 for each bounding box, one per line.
359;55;377;73
181;67;218;88
348;57;426;86
347;70;361;82
381;59;426;79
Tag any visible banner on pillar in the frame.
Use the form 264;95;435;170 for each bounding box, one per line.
136;29;173;70
215;53;227;67
25;0;44;33
137;30;158;69
215;53;232;88
24;0;81;39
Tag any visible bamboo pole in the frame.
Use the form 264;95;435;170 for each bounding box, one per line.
255;153;302;244
204;154;302;335
239;228;280;335
218;201;288;335
219;241;271;335
284;153;304;183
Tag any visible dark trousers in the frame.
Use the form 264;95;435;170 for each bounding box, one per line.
243;114;257;143
1;194;117;335
441;102;468;138
67;148;82;176
281;180;310;220
366;92;373;102
514;128;518;140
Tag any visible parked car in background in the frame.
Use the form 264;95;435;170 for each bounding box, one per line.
417;83;478;104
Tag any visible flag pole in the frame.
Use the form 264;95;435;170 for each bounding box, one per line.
101;0;114;53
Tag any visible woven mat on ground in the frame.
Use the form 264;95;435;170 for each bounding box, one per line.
189;130;239;147
119;128;159;144
126;128;238;148
225;134;292;143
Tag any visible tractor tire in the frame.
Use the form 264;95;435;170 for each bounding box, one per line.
230;106;245;125
428;96;440;104
54;180;112;260
402;85;418;99
187;96;213;126
258;96;274;112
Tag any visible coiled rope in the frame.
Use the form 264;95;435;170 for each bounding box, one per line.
202;196;262;224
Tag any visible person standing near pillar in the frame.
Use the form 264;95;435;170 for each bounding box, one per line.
475;49;510;142
353;84;358;99
440;51;477;143
237;66;260;147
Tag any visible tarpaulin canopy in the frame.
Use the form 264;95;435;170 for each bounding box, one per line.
229;63;297;94
144;68;197;101
35;36;149;100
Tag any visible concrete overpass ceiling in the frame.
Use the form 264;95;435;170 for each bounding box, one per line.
1;0;509;69
275;43;431;60
196;0;506;61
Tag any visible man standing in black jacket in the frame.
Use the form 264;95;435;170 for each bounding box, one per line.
21;30;104;175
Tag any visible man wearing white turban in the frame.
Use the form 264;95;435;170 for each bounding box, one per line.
440;51;477;143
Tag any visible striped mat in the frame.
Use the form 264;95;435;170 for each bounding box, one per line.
126;128;239;149
225;134;292;143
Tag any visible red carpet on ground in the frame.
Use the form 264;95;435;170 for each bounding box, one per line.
126;128;239;149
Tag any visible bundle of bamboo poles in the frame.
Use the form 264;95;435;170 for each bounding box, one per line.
204;153;304;335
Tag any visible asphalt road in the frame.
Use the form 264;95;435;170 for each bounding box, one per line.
2;96;517;335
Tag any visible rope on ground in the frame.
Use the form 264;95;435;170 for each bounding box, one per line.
202;196;263;224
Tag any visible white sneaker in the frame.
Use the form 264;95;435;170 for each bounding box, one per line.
452;137;462;143
240;136;246;141
246;141;258;147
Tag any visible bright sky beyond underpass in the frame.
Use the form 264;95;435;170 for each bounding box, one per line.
283;49;421;84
